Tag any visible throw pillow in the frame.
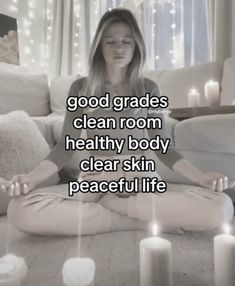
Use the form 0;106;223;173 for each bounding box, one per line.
0;70;50;116
0;111;52;215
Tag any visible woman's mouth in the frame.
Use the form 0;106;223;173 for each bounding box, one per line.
113;56;125;59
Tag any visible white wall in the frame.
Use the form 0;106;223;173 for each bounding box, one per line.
0;2;17;18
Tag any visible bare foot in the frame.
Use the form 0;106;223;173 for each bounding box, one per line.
99;194;128;216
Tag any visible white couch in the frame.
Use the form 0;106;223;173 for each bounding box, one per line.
0;58;235;196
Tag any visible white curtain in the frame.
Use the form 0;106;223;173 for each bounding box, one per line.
14;0;234;80
206;0;233;65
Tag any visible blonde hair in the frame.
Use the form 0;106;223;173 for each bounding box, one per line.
83;8;146;100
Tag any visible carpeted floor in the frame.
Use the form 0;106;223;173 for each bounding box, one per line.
1;216;234;286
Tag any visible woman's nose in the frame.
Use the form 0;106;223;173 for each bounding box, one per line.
114;43;124;52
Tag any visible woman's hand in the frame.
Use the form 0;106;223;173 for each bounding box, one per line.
173;159;235;192
198;172;235;192
1;174;37;197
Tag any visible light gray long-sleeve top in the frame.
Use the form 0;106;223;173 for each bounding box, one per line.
46;77;183;175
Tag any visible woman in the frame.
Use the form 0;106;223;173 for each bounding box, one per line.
1;8;234;236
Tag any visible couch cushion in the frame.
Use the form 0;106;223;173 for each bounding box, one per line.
221;57;235;105
0;63;29;74
32;115;63;149
50;75;80;115
145;62;223;108
174;114;235;153
0;70;50;116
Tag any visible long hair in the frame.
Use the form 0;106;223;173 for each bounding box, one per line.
82;8;146;99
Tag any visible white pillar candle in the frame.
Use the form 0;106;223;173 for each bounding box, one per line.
62;257;95;286
204;80;220;106
0;254;27;286
139;224;173;286
188;88;200;107
214;224;235;286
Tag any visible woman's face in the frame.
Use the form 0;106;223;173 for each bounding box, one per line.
101;22;136;69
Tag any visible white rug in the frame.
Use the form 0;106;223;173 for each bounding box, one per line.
0;216;234;286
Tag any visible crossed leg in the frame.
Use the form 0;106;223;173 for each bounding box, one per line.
99;183;234;231
7;183;148;236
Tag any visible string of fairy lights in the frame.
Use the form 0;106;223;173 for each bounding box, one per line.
8;0;181;74
74;0;81;73
153;0;160;62
169;0;177;65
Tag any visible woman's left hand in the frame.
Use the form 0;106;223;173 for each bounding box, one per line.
198;172;235;192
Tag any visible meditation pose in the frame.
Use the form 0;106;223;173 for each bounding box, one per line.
1;9;234;236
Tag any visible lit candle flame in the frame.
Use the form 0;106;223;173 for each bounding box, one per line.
208;79;215;84
189;88;199;95
224;224;230;235
152;223;158;236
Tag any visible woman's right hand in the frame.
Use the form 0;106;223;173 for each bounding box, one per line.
1;174;37;197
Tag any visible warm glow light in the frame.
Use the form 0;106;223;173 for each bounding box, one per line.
28;2;35;9
9;5;18;12
224;224;231;235
207;79;217;85
189;88;198;95
152;224;159;236
23;19;30;27
25;30;31;36
28;11;35;19
25;47;31;54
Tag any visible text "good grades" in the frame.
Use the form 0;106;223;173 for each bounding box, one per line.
66;93;169;112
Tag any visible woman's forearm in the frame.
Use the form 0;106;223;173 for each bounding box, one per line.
27;160;59;184
172;158;204;183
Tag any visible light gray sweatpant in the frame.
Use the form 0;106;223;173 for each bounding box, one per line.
7;155;234;236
